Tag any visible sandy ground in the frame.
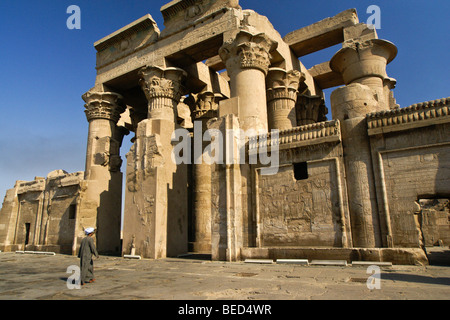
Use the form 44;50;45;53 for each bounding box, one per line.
0;250;449;301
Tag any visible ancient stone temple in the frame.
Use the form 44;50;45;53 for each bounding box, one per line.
1;0;449;264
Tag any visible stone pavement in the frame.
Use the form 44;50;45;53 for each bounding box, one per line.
0;251;449;301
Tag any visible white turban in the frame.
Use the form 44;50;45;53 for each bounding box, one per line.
85;227;95;235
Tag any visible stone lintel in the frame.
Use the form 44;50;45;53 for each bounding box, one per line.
16;179;46;195
204;55;225;71
283;9;359;57
160;0;240;34
15;171;85;195
308;61;344;89
95;8;240;84
94;14;160;52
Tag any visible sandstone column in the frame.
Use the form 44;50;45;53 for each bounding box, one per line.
185;91;220;253
82;91;126;255
123;65;188;259
219;31;277;132
330;39;397;112
330;39;397;248
266;68;304;130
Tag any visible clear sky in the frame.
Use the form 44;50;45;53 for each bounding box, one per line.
0;0;449;204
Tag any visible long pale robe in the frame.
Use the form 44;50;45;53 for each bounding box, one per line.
78;236;99;284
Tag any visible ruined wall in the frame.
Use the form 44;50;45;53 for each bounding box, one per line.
368;99;450;248
0;188;20;249
0;171;85;253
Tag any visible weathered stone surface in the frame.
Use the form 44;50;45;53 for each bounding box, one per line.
160;0;240;36
284;9;359;57
266;68;304;130
1;2;448;267
0;171;85;254
94;14;160;69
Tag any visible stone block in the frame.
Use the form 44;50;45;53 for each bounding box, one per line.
218;96;239;118
244;259;274;264
310;260;348;266
124;255;142;260
276;259;309;265
284;9;358;57
351;261;392;267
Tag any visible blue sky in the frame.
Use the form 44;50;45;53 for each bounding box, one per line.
0;0;449;203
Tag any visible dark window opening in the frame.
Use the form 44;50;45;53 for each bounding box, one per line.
69;204;76;220
24;223;31;246
293;162;308;180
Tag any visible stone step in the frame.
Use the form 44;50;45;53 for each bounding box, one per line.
123;254;141;260
244;259;274;264
15;250;55;255
310;260;348;266
276;259;309;265
351;261;392;267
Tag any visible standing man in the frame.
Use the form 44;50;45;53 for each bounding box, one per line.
78;227;99;285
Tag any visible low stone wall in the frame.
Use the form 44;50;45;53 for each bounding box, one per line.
241;247;429;265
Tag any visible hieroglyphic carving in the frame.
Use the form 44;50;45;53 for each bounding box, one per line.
126;134;163;192
256;161;341;247
95;15;160;69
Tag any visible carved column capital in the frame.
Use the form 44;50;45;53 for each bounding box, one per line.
330;39;397;85
185;91;222;120
265;68;304;130
82;91;126;123
219;31;277;75
266;68;305;103
296;94;328;125
138;66;187;120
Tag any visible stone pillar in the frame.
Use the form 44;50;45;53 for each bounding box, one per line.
209;114;243;262
185;91;220;253
330;39;397;248
82;91;126;255
219;30;277;132
266;68;304;130
123;65;188;259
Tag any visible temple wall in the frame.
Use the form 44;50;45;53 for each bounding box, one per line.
251;123;350;249
256;157;344;247
368;101;450;248
0;171;85;254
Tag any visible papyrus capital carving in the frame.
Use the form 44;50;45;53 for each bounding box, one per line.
83;91;126;123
